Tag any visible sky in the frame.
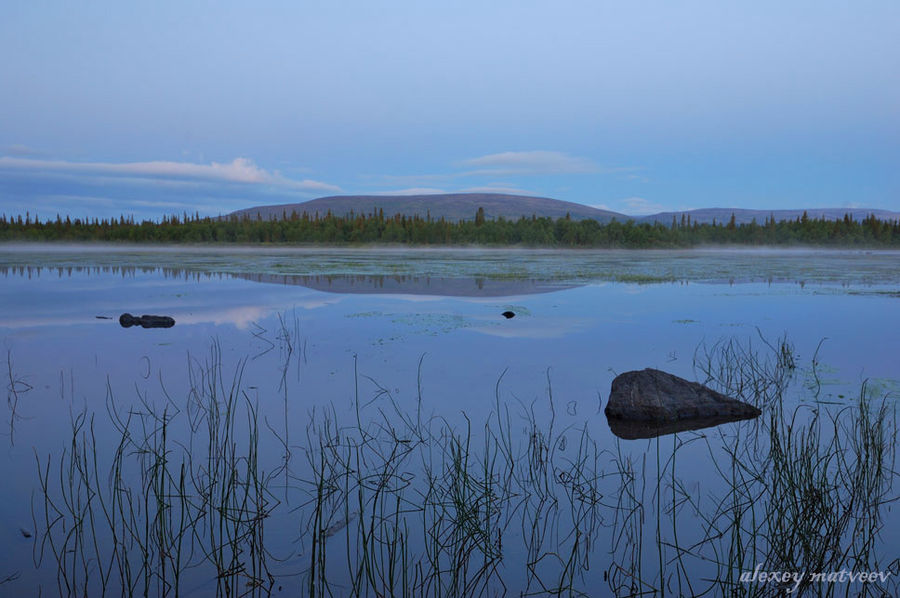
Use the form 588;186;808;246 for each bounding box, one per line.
1;1;898;221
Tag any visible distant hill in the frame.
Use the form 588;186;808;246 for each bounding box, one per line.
639;207;900;225
227;195;899;226
227;193;626;223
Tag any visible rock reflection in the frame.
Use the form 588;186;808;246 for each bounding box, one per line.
606;412;760;439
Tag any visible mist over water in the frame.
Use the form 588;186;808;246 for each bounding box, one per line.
3;244;900;286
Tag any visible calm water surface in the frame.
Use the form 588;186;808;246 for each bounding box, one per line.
1;246;898;596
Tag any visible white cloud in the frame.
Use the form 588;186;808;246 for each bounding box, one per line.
619;197;666;215
588;197;666;216
284;178;342;192
460;185;537;195
359;152;639;197
36;194;118;207
130;199;209;209
468;317;596;339
0;156;265;182
5;144;42;157
0;156;340;193
366;173;453;186
460;150;600;176
18;194;250;218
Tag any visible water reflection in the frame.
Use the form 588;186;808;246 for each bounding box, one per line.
0;265;578;297
234;272;578;296
606;412;760;439
4;245;900;287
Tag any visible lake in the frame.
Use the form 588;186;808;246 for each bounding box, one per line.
1;245;898;597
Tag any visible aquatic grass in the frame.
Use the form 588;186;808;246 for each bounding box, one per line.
289;357;612;597
605;442;652;597
598;332;898;597
5;348;33;446
639;335;899;597
697;383;899;597
33;340;281;597
26;328;900;597
693;328;796;410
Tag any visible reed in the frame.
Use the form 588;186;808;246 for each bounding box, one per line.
610;333;900;597
34;340;280;597
27;326;898;597
6;348;32;446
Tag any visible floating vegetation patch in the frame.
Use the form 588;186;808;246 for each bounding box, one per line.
846;290;900;298
8;247;900;288
345;311;384;319
863;377;900;400
613;273;678;284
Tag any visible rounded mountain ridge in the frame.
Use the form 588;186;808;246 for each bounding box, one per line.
227;193;625;223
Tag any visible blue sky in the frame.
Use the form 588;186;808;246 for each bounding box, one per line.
1;1;897;220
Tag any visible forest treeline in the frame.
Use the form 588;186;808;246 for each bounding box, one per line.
1;208;898;247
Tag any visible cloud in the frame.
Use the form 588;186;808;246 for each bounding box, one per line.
365;173;453;187
460;151;602;176
619;197;666;215
130;199;210;209
460;185;538;195
10;193;255;219
4;144;42;157
0;156;340;193
357;151;640;198
468;317;596;339
278;177;342;193
0;156;266;182
43;194;119;207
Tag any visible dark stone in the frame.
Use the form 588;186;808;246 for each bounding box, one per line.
501;311;516;319
119;313;176;329
604;368;760;424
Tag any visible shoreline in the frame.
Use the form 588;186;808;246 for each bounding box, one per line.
1;241;897;255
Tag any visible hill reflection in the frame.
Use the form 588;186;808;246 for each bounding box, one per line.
232;272;577;297
0;265;578;297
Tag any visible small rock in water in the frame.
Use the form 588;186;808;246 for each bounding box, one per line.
20;527;32;538
501;311;516;319
119;313;176;328
119;313;138;327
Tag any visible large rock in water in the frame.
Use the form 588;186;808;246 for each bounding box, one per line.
605;368;761;423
